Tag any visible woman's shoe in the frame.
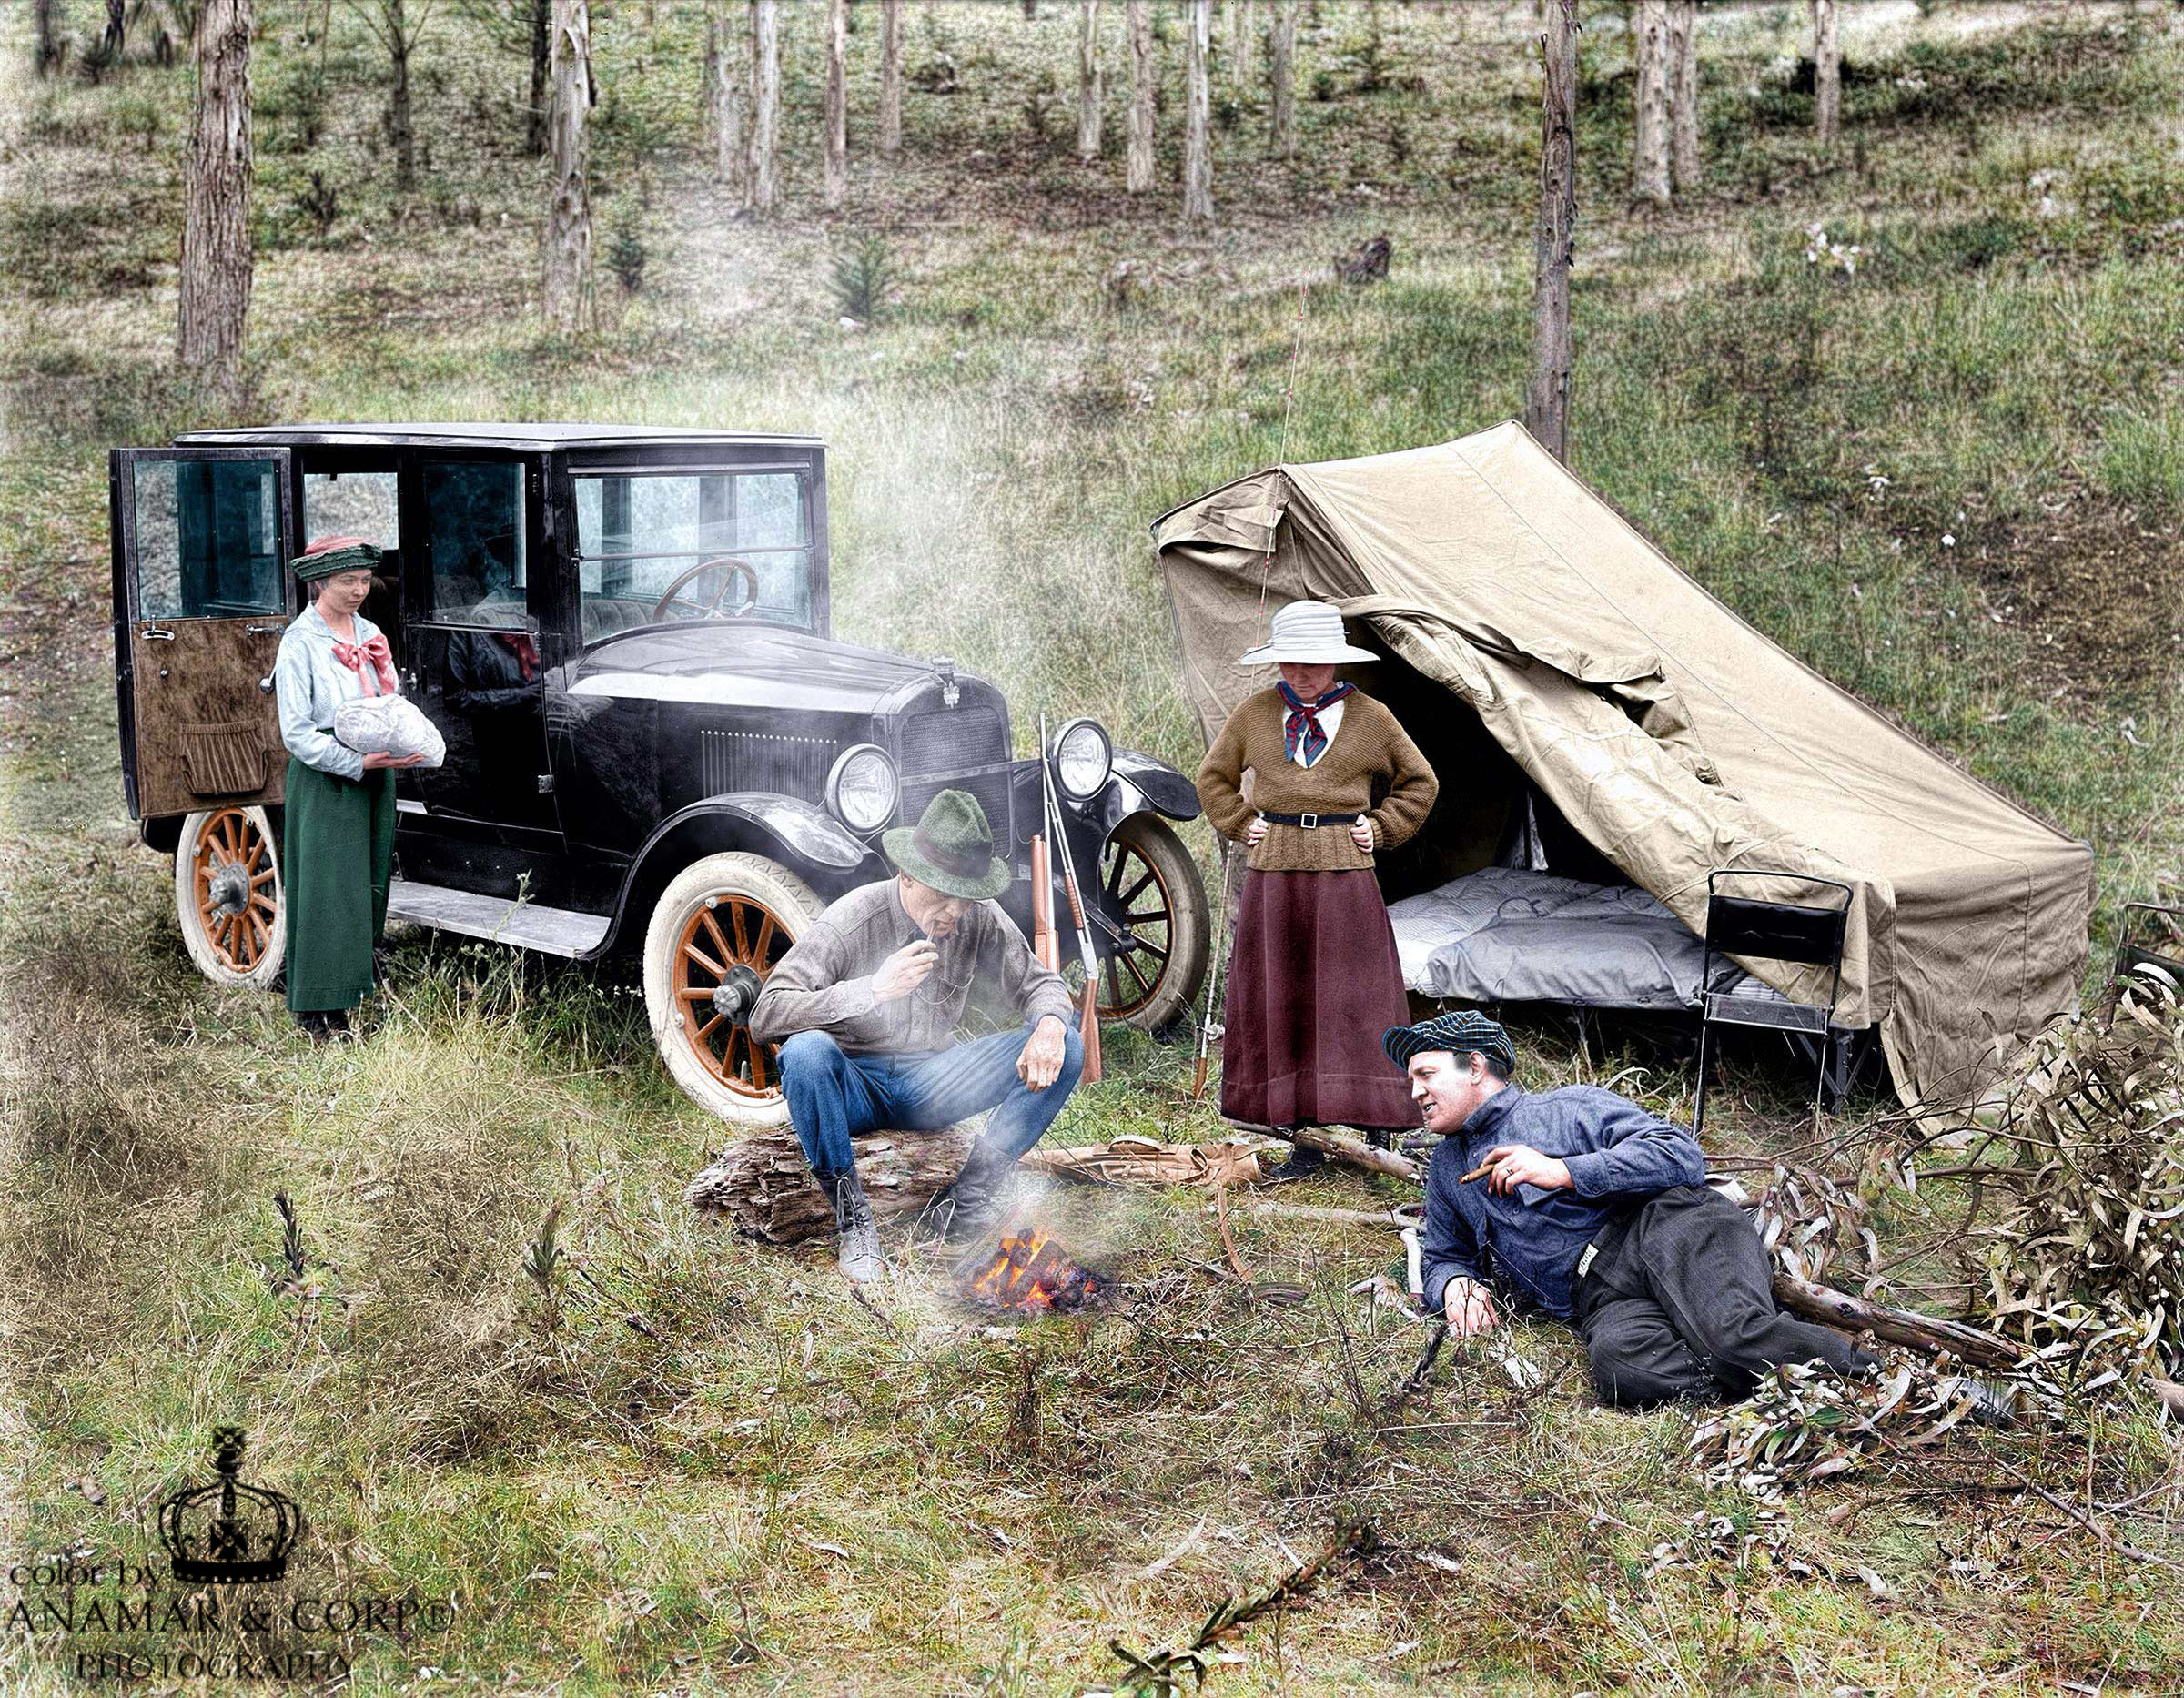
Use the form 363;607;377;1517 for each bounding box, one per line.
297;1009;353;1044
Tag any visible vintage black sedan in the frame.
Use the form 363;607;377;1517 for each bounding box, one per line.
109;424;1208;1124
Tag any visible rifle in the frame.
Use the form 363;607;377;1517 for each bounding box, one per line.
1191;839;1237;1101
1039;714;1103;1086
1030;834;1060;973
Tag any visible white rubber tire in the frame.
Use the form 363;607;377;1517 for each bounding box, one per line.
642;850;824;1128
174;804;286;992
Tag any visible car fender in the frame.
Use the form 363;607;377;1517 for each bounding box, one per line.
1087;749;1203;836
598;793;881;955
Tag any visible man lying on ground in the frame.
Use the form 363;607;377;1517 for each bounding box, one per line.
748;789;1083;1285
1384;1010;1873;1407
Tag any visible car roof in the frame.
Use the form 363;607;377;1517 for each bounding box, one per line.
173;422;824;451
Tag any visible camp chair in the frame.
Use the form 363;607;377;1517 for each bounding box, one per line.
2114;902;2184;994
1693;870;1854;1140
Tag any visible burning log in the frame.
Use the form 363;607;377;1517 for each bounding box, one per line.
957;1225;1109;1313
685;1125;975;1244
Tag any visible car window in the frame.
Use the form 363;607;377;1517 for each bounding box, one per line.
573;470;814;634
133;457;284;620
302;470;399;551
421;460;528;628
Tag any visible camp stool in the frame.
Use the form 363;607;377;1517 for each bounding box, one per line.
1693;870;1854;1140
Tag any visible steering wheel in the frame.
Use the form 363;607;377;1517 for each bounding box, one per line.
651;556;762;622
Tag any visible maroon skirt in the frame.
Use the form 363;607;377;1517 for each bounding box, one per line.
1219;868;1420;1131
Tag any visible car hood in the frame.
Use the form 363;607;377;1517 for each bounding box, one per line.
564;622;942;716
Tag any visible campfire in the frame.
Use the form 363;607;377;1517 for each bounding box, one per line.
957;1225;1109;1314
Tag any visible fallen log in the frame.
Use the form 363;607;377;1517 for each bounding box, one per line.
1279;1125;1422;1183
1218;1200;1424;1228
685;1125;973;1245
1020;1134;1276;1189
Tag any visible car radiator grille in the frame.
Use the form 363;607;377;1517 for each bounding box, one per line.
897;705;1013;845
698;728;840;802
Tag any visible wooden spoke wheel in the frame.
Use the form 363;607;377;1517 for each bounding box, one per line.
1087;814;1208;1035
642;851;822;1128
173;804;285;991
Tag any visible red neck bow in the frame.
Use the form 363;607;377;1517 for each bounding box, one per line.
331;632;399;696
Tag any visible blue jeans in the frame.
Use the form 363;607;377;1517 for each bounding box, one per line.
777;1021;1086;1177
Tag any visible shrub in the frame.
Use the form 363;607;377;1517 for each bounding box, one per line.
605;227;647;295
829;232;895;324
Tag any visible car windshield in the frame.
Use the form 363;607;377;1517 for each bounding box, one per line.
573;468;814;639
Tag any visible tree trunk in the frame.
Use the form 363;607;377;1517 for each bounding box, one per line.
686;1126;976;1244
1076;0;1102;161
748;0;780;212
824;0;847;209
106;0;126;56
525;0;551;155
1231;0;1252;85
1181;0;1213;222
388;0;415;193
177;0;254;396
711;8;745;193
1631;0;1670;206
1526;0;1577;462
35;0;64;76
1811;0;1839;150
1268;0;1295;159
1667;0;1697;192
541;0;592;333
1279;1126;1421;1183
879;0;903;154
1124;0;1153;194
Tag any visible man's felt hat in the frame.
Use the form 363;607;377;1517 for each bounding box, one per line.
1382;1010;1518;1076
883;788;1012;902
295;534;382;582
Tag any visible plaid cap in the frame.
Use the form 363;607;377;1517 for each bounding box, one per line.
1382;1010;1517;1076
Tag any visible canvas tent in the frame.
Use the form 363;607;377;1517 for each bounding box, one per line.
1155;420;2094;1117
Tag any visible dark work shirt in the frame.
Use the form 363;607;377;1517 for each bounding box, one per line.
1420;1084;1709;1321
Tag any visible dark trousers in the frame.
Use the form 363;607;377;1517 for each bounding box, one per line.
1570;1185;1875;1409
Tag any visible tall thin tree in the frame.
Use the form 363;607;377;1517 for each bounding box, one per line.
1182;0;1213;221
526;0;551;152
1811;0;1839;150
179;0;255;395
748;0;780;211
1526;0;1579;461
879;0;904;155
1231;0;1253;86
345;0;436;193
1631;0;1670;207
1076;0;1103;162
1667;0;1698;194
1268;0;1295;159
1124;0;1153;194
711;5;745;194
35;0;64;76
824;0;847;208
541;0;592;332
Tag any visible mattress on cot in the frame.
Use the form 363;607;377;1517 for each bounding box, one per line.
1384;865;1778;1013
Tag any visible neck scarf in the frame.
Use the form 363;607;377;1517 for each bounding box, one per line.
1277;680;1354;765
331;631;399;696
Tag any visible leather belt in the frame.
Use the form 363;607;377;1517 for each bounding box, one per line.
1259;810;1362;830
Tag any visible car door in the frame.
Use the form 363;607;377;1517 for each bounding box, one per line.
399;451;561;835
110;447;293;821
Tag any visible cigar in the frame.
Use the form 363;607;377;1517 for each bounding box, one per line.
1459;1160;1497;1185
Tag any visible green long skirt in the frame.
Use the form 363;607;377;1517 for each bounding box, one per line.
282;755;396;1015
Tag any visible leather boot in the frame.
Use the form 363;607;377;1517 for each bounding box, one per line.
928;1138;1019;1244
818;1170;885;1284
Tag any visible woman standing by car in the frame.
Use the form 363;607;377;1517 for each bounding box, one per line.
1196;600;1438;1171
273;536;425;1039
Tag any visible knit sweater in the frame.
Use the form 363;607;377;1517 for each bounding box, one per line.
1196;688;1439;873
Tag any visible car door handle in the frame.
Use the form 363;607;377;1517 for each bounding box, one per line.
143;626;176;642
246;623;283;635
259;676;275;694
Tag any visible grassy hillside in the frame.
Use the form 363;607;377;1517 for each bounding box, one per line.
4;1;2182;1691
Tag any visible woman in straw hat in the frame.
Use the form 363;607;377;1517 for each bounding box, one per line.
272;536;426;1040
1195;601;1438;1166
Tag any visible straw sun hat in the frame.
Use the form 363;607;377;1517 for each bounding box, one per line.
1237;600;1378;667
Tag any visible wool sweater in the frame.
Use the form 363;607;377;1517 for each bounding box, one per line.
1196;688;1438;873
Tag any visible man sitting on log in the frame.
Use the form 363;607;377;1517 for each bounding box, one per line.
1385;1011;1874;1407
748;789;1083;1285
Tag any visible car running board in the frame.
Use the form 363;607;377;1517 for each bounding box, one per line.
386;877;612;959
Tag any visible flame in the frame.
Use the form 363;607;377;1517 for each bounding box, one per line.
962;1225;1105;1312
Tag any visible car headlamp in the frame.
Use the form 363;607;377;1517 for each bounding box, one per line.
1051;718;1112;802
826;743;898;833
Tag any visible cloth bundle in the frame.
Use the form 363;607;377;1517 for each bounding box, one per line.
333;695;447;768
